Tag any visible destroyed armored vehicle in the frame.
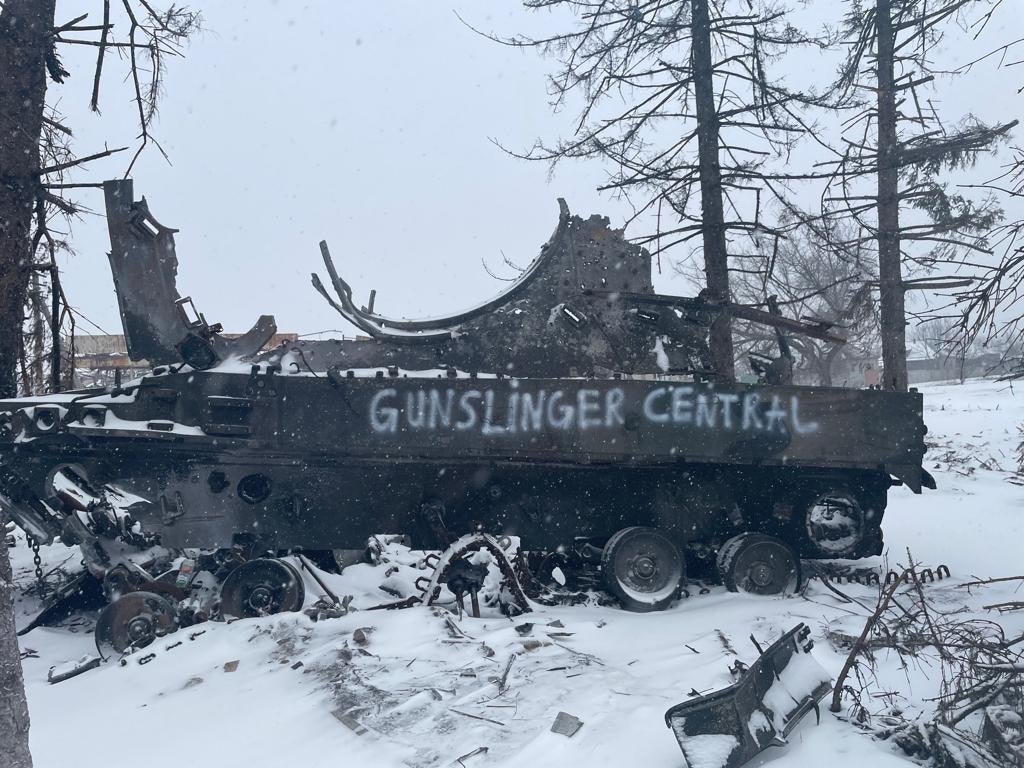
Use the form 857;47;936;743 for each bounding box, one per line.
0;180;932;651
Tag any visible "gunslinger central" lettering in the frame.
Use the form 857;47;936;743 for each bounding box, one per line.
368;386;818;436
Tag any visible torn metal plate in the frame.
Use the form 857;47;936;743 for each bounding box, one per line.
664;623;831;768
103;179;276;368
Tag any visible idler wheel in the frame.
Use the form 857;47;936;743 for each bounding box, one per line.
802;490;866;558
717;533;799;596
95;591;178;656
219;558;305;619
601;527;684;612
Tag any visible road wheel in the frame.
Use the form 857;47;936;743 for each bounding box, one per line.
601;527;684;612
220;558;305;619
717;533;799;596
95;591;178;656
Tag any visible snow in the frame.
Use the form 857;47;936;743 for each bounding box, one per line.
760;650;831;733
83;412;206;437
9;376;1024;768
675;734;739;768
747;709;772;742
4;389;139;405
217;353;503;380
653;337;670;373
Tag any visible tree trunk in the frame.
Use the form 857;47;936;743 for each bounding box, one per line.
30;270;44;393
0;511;33;768
690;0;734;380
0;3;51;762
821;344;845;388
819;356;833;388
875;0;908;392
50;266;62;393
0;0;54;399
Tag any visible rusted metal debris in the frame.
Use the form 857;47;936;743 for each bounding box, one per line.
369;532;532;618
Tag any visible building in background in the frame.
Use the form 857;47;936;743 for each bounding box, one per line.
73;332;299;388
907;352;1012;385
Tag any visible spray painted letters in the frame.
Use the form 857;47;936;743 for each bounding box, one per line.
369;384;818;436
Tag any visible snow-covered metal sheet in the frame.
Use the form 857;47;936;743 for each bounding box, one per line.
665;623;831;768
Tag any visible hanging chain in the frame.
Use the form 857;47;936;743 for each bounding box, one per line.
26;533;47;597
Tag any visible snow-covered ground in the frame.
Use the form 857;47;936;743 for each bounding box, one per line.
10;377;1024;768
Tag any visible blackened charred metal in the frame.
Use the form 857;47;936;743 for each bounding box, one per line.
306;199;714;378
0;180;933;637
665;624;832;768
103;179;277;369
417;533;531;617
303;202;842;379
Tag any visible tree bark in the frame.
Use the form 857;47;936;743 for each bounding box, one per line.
818;352;833;388
821;344;844;388
690;0;734;380
0;510;32;768
30;270;44;392
875;0;908;392
0;0;54;399
50;266;62;393
0;3;51;762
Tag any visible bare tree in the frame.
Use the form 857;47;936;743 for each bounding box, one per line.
0;2;199;763
952;145;1024;358
479;1;837;380
908;316;977;382
908;317;963;359
728;218;879;386
0;0;200;399
823;0;1016;392
0;0;54;402
926;17;1024;357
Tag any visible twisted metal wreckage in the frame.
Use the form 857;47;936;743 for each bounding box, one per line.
0;180;939;766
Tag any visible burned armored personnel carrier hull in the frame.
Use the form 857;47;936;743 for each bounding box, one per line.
0;180;932;649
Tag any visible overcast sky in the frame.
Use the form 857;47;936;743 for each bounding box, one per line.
49;1;1022;338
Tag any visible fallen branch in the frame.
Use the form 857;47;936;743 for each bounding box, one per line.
830;567;908;713
983;602;1024;613
497;652;517;693
959;575;1024;588
450;708;504;727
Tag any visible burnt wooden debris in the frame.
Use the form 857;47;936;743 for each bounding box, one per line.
0;180;933;636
